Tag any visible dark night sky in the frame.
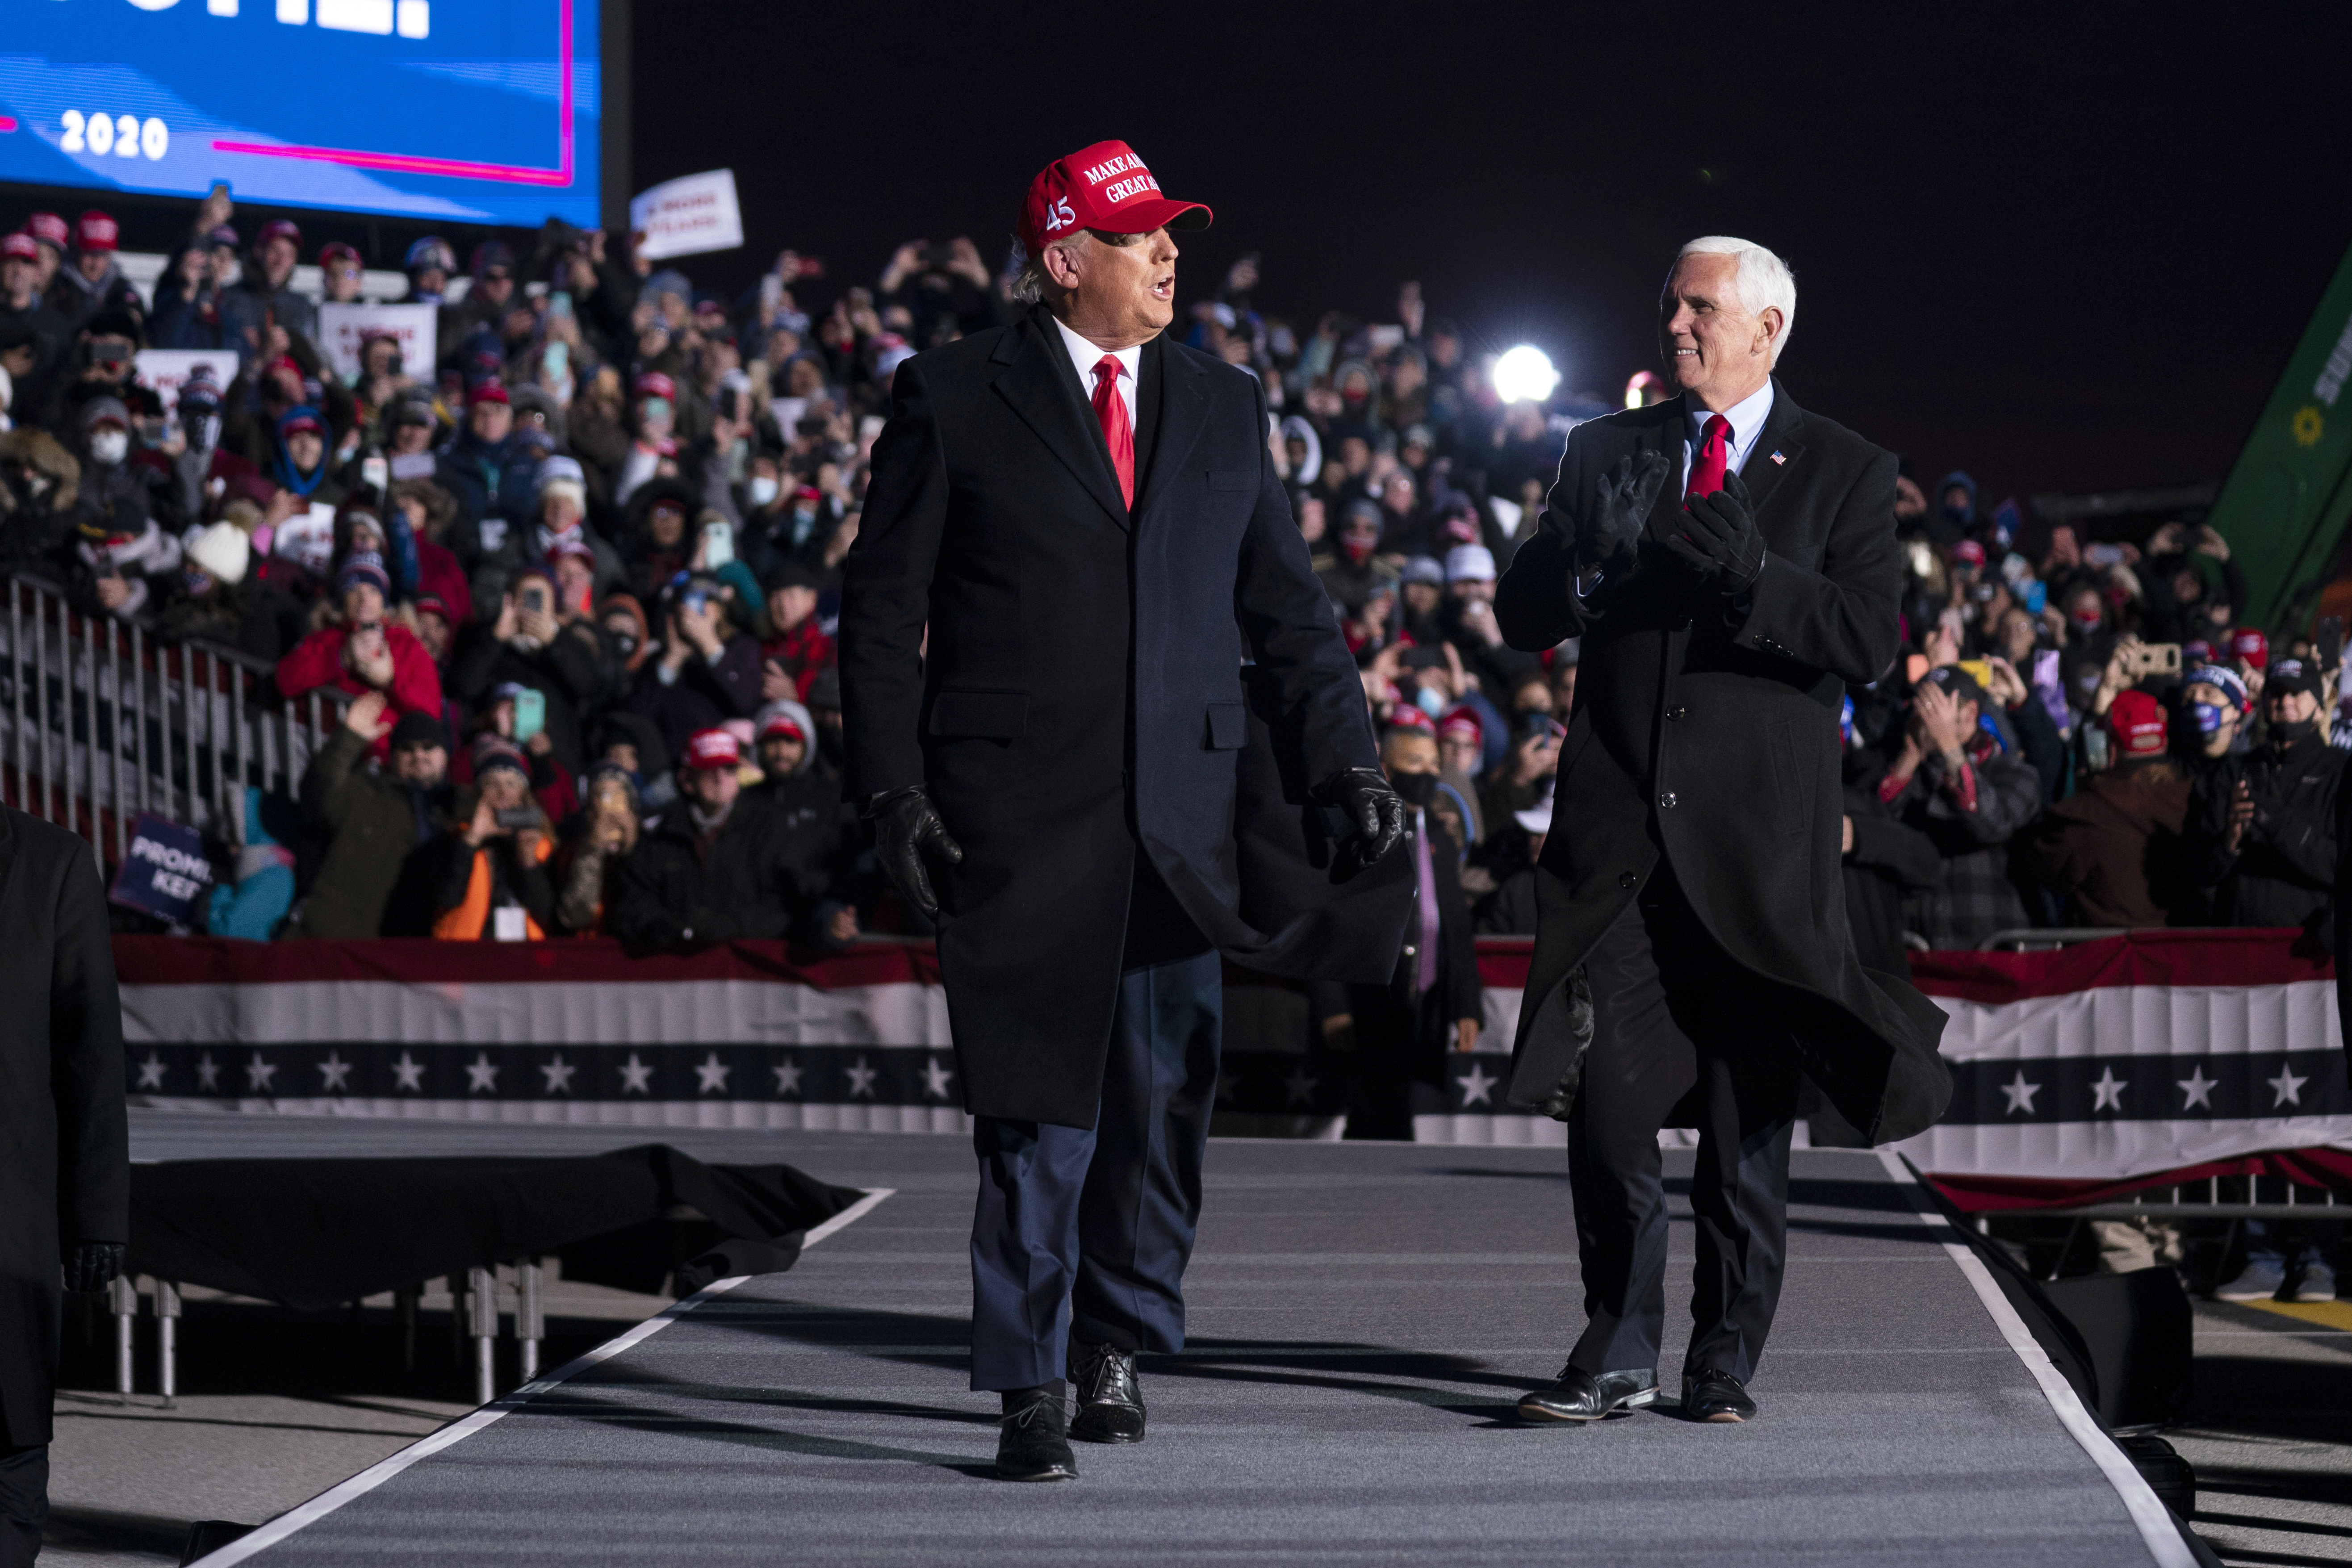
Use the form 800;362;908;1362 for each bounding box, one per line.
634;6;2352;509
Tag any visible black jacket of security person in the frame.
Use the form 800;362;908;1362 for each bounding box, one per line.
840;305;1408;1128
1491;382;1950;1144
0;807;128;1450
613;795;796;948
2189;727;2344;931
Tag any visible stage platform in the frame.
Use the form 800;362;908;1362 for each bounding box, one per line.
135;1113;2194;1567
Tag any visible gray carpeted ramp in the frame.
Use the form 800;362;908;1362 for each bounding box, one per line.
191;1129;2185;1566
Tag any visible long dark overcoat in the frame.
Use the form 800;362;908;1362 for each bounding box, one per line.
1493;383;1951;1144
841;307;1407;1128
0;808;129;1446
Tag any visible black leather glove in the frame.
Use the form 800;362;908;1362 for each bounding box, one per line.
1319;767;1406;863
1578;451;1670;571
1666;469;1767;593
862;785;964;919
65;1241;125;1294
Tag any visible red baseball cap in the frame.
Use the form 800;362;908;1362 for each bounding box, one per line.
1437;705;1483;744
25;212;67;251
257;218;303;249
469;378;510;406
758;711;805;744
1951;539;1987;568
684;728;741;771
319;241;362;267
2104;689;2168;757
75;210;119;252
0;232;37;263
1387;707;1437;736
633;371;676;402
1019;139;1211;257
2230;628;2268;666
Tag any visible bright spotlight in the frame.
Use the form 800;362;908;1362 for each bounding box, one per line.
1493;344;1559;404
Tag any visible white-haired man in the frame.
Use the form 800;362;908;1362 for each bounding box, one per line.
1492;237;1951;1424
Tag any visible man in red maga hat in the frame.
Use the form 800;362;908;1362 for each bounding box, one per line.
841;141;1411;1481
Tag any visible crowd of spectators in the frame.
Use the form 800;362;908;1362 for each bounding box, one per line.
0;189;2341;983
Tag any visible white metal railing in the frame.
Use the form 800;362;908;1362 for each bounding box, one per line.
1;572;347;867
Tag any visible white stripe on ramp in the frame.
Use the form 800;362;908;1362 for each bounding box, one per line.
1874;1151;2195;1568
189;1187;896;1567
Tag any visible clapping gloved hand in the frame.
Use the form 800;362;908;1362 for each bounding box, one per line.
862;785;964;918
65;1241;125;1294
1318;767;1406;866
1665;470;1767;594
1570;451;1671;577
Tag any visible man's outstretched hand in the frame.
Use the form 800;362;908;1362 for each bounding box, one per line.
1321;767;1406;863
863;786;964;919
65;1241;125;1294
1666;469;1767;593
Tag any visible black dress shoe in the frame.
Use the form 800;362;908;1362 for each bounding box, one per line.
1517;1365;1659;1422
996;1389;1077;1480
1069;1339;1147;1443
1682;1368;1757;1423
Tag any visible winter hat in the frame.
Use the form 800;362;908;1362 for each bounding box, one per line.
336;551;391;601
178;366;226;414
81;396;130;432
405;235;456;273
534;454;586;505
390;711;449;751
185;521;251;586
2182;664;2251;715
471;732;528;778
2104;690;2168;757
1400;555;1447;588
1444;544;1496;584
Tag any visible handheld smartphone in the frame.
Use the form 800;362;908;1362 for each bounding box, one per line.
701;519;734;570
2139;642;2183;677
513;688;545;743
2317;615;2344;672
494;806;540;831
360;454;388;494
519;580;550;617
548;290;573;319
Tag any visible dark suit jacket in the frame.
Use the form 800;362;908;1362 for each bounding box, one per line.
1492;382;1950;1144
841;306;1406;1127
0;809;128;1446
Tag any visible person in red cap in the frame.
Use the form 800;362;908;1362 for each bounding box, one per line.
747;697;858;944
1490;235;1954;1428
318;241;366;305
841;139;1408;1481
0;232;72;424
2029;689;2196;926
47;209;143;333
23;212;70;290
221;216;317;353
611;725;797;948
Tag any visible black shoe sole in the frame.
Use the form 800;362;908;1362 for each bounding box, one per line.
998;1463;1078;1481
1069;1416;1146;1444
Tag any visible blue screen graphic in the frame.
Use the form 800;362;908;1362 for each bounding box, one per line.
0;0;601;228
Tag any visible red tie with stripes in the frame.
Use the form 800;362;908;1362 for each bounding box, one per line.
1092;355;1135;509
1687;413;1731;498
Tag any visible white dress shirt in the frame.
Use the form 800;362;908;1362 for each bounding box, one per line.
1676;378;1776;493
1052;313;1140;431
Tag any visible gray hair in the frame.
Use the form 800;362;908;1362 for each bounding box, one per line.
1011;242;1046;305
1675;236;1796;366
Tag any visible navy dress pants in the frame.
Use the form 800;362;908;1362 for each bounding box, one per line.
1567;865;1801;1385
967;944;1223;1392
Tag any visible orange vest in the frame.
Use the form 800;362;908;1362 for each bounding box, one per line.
432;836;552;941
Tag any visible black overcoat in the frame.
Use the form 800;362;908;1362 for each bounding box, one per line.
841;307;1406;1128
0;809;129;1446
1492;384;1950;1144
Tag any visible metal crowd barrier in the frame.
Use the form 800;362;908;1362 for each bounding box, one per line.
0;571;347;868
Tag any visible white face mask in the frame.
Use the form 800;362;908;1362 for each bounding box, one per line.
748;475;780;508
89;430;129;466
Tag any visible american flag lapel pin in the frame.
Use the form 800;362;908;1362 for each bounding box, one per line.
1769;450;1787;466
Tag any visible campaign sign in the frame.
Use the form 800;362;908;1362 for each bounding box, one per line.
318;303;437;384
134;350;241;415
630;169;743;260
110;814;215;925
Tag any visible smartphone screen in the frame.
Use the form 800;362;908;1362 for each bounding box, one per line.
701;521;734;570
513;689;545;743
2318;615;2344;672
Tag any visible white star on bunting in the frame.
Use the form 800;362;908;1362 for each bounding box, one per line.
921;1057;955;1099
465;1053;500;1094
619;1054;654;1095
771;1059;803;1096
2000;1070;2040;1115
2267;1065;2308;1109
196;1053;221;1091
1457;1063;1497;1107
845;1058;878;1098
135;1053;167;1090
244;1052;276;1092
540;1055;576;1095
1285;1066;1318;1106
695;1053;732;1094
2090;1068;2128;1114
2176;1066;2218;1111
316;1053;352;1092
390;1052;426;1092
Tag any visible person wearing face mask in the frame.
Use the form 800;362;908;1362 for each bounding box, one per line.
2177;664;2252;773
133;367;257;530
614;372;680;506
2186;656;2344;932
1317;496;1390;611
0;427;81;574
1310;720;1482;1141
66;397;181;621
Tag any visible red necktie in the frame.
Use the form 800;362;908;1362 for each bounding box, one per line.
1687;413;1731;498
1091;355;1135;509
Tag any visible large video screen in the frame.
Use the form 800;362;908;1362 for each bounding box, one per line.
0;0;601;229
